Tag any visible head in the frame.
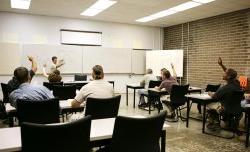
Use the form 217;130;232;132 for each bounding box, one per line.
52;56;57;64
14;67;30;84
161;68;167;76
52;69;60;75
92;65;104;80
146;69;153;74
223;68;237;82
161;69;171;80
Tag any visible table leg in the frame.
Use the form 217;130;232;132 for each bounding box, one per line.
161;130;166;152
126;86;128;106
8;116;14;127
133;89;136;108
186;99;190;128
246;111;250;147
202;104;207;133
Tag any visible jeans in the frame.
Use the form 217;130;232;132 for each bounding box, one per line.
138;89;148;104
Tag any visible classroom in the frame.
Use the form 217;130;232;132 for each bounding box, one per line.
0;0;250;152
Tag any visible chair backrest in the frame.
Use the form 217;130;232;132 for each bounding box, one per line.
205;84;221;92
74;74;87;81
170;84;190;106
223;90;244;115
85;95;121;120
52;85;76;100
16;98;60;125
148;80;162;88
21;116;91;152
110;111;167;152
1;83;10;103
43;82;63;90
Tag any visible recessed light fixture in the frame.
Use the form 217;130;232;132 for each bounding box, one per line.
169;1;201;12
81;0;117;16
192;0;215;4
136;0;215;22
11;0;31;9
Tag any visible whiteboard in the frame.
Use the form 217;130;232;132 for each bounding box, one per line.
0;43;22;74
22;44;83;74
131;50;146;74
61;30;102;46
83;46;132;73
146;50;183;77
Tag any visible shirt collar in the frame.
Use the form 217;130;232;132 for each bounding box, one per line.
19;83;30;88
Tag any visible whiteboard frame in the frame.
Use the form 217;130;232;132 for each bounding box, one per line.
60;29;102;46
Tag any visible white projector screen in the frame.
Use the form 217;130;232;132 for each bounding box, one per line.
146;50;183;77
61;29;102;46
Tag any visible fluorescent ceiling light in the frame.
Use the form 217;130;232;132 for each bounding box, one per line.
11;0;31;9
169;1;201;12
136;10;176;22
192;0;215;4
81;0;117;16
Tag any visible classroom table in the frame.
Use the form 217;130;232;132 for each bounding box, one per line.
126;83;144;108
126;85;202;109
64;81;114;89
5;100;85;127
0;117;170;152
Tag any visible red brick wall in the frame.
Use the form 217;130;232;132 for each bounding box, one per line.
164;8;250;89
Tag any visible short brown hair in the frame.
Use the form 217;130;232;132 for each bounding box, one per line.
162;69;171;79
92;65;104;80
226;68;237;80
52;56;57;61
14;67;29;83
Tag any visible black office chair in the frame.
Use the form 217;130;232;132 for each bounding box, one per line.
110;111;167;152
52;85;76;100
43;82;63;90
140;80;162;110
21;115;91;152
16;98;60;125
1;83;11;104
85;95;121;120
163;84;189;122
74;74;87;81
197;84;221;114
0;100;7;119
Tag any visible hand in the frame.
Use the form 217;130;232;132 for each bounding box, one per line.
218;57;222;66
28;56;34;62
171;63;174;68
43;64;47;67
208;91;214;97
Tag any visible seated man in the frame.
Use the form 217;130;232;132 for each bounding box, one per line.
9;67;54;108
8;56;37;93
138;69;157;107
71;65;114;108
207;57;242;130
155;67;178;118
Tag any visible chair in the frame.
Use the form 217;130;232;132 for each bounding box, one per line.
43;82;63;90
16;98;60;125
74;74;87;81
21;116;91;152
85;95;121;120
163;84;189;122
1;83;11;104
52;85;76;100
110;111;167;152
197;84;221;114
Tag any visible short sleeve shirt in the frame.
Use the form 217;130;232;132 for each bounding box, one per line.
75;80;114;103
159;77;179;94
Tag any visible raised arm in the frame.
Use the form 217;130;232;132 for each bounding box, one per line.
42;64;49;78
28;56;37;73
56;59;65;68
218;57;227;72
171;63;177;78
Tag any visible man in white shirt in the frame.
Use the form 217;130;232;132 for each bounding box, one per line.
71;65;114;108
50;56;64;73
138;69;157;107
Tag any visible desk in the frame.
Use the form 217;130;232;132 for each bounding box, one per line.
188;86;202;94
0;117;170;152
5;101;85;127
185;93;214;133
64;81;114;89
126;83;144;108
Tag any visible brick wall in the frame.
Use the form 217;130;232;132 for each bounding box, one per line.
164;8;250;89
